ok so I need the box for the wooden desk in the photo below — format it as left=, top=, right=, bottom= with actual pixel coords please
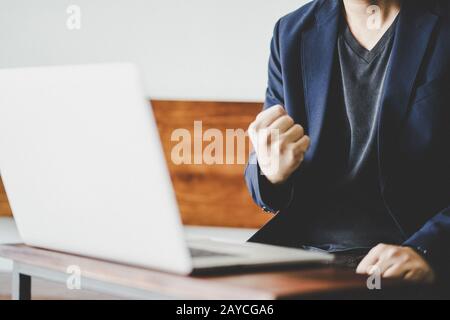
left=0, top=244, right=412, bottom=300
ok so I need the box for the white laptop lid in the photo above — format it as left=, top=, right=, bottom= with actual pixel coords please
left=0, top=63, right=192, bottom=274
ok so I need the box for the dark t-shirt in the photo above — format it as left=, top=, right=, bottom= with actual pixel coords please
left=303, top=18, right=404, bottom=252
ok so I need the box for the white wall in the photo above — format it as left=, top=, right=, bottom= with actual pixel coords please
left=0, top=0, right=309, bottom=102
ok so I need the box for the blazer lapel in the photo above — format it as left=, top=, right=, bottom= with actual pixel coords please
left=301, top=0, right=341, bottom=159
left=378, top=2, right=438, bottom=185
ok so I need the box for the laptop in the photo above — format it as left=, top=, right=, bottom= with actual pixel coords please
left=0, top=63, right=333, bottom=274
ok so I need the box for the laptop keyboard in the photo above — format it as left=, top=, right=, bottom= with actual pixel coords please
left=189, top=247, right=233, bottom=258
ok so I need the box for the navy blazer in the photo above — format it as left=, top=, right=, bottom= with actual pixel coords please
left=245, top=0, right=450, bottom=275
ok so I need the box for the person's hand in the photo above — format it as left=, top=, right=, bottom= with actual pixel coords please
left=248, top=105, right=310, bottom=185
left=356, top=244, right=435, bottom=283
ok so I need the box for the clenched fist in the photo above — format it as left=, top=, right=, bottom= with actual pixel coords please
left=248, top=105, right=310, bottom=185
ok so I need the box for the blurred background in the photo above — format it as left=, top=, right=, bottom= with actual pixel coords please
left=0, top=0, right=307, bottom=101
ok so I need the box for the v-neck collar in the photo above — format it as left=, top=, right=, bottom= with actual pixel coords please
left=341, top=16, right=398, bottom=64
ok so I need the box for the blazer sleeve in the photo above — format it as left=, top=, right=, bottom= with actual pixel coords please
left=404, top=207, right=450, bottom=281
left=404, top=76, right=450, bottom=281
left=264, top=19, right=284, bottom=109
left=244, top=20, right=294, bottom=213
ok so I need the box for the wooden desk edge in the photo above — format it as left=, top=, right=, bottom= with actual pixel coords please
left=0, top=244, right=390, bottom=300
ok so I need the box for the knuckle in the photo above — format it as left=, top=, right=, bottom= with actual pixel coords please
left=265, top=105, right=284, bottom=118
left=387, top=248, right=399, bottom=258
left=285, top=116, right=295, bottom=126
left=303, top=135, right=311, bottom=148
left=273, top=105, right=285, bottom=114
left=371, top=243, right=386, bottom=255
left=401, top=254, right=412, bottom=263
left=255, top=110, right=265, bottom=120
left=294, top=124, right=304, bottom=136
left=276, top=115, right=293, bottom=128
left=305, top=135, right=311, bottom=144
